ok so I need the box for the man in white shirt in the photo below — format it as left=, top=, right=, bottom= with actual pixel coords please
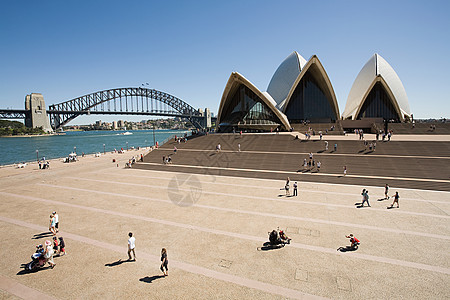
left=52, top=211, right=59, bottom=233
left=128, top=232, right=136, bottom=261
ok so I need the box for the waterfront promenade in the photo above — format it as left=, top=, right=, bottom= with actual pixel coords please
left=0, top=134, right=449, bottom=299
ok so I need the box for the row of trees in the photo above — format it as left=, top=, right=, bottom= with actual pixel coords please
left=0, top=120, right=46, bottom=136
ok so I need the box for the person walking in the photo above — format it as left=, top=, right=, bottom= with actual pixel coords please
left=343, top=166, right=347, bottom=176
left=127, top=232, right=136, bottom=261
left=49, top=214, right=56, bottom=235
left=285, top=177, right=290, bottom=196
left=361, top=190, right=371, bottom=207
left=44, top=240, right=56, bottom=269
left=334, top=143, right=337, bottom=152
left=52, top=211, right=59, bottom=233
left=293, top=182, right=298, bottom=196
left=325, top=141, right=328, bottom=151
left=390, top=192, right=400, bottom=208
left=160, top=248, right=168, bottom=276
left=384, top=184, right=390, bottom=200
left=317, top=161, right=321, bottom=172
left=58, top=237, right=66, bottom=256
left=238, top=143, right=241, bottom=152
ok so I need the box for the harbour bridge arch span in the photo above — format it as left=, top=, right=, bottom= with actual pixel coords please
left=48, top=87, right=203, bottom=130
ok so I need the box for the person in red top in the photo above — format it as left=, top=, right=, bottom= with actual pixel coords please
left=346, top=234, right=360, bottom=249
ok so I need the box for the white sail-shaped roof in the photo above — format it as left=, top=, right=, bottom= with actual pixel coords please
left=282, top=55, right=340, bottom=119
left=266, top=51, right=307, bottom=109
left=217, top=72, right=291, bottom=130
left=343, top=53, right=410, bottom=120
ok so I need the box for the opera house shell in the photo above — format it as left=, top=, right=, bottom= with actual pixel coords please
left=342, top=53, right=411, bottom=121
left=217, top=51, right=339, bottom=131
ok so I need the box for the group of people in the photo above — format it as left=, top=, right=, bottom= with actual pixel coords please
left=363, top=140, right=377, bottom=152
left=162, top=155, right=173, bottom=164
left=127, top=233, right=168, bottom=276
left=38, top=157, right=50, bottom=169
left=44, top=211, right=66, bottom=269
left=174, top=135, right=188, bottom=144
left=300, top=152, right=322, bottom=172
left=283, top=177, right=298, bottom=196
left=359, top=184, right=401, bottom=208
left=126, top=155, right=142, bottom=168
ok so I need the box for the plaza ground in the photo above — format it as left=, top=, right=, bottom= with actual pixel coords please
left=0, top=133, right=449, bottom=299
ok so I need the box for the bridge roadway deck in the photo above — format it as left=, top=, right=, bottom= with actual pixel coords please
left=135, top=133, right=450, bottom=192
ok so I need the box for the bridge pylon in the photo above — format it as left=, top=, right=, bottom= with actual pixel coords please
left=24, top=93, right=53, bottom=132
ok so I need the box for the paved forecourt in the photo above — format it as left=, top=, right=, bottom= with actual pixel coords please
left=0, top=150, right=449, bottom=299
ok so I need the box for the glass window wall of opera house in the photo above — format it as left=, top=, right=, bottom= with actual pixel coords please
left=216, top=52, right=411, bottom=132
left=284, top=72, right=337, bottom=123
left=218, top=84, right=283, bottom=132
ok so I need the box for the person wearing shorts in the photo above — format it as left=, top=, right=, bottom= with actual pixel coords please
left=53, top=211, right=59, bottom=232
left=49, top=215, right=56, bottom=235
left=384, top=184, right=390, bottom=200
left=58, top=237, right=66, bottom=256
left=127, top=232, right=136, bottom=261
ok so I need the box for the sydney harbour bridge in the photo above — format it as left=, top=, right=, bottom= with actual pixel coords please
left=0, top=87, right=214, bottom=130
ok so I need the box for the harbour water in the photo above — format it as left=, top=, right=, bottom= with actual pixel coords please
left=0, top=129, right=189, bottom=165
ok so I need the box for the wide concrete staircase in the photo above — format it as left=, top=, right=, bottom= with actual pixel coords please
left=134, top=133, right=450, bottom=191
left=291, top=123, right=344, bottom=135
left=388, top=122, right=450, bottom=134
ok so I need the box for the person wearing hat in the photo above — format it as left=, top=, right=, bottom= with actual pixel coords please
left=44, top=240, right=56, bottom=268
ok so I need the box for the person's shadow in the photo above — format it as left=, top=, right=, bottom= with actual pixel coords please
left=139, top=275, right=165, bottom=283
left=337, top=246, right=358, bottom=252
left=32, top=232, right=53, bottom=240
left=257, top=242, right=285, bottom=251
left=105, top=259, right=135, bottom=267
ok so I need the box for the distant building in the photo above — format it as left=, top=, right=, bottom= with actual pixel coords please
left=217, top=51, right=410, bottom=132
left=112, top=121, right=118, bottom=129
left=118, top=120, right=125, bottom=128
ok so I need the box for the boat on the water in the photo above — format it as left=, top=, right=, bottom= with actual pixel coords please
left=118, top=132, right=133, bottom=135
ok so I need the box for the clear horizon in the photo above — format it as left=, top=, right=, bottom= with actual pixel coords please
left=1, top=0, right=449, bottom=124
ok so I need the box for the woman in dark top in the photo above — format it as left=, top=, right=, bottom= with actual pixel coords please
left=160, top=248, right=168, bottom=276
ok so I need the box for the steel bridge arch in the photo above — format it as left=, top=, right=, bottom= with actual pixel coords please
left=48, top=87, right=202, bottom=130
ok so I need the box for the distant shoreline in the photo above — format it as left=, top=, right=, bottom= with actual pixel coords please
left=0, top=133, right=56, bottom=138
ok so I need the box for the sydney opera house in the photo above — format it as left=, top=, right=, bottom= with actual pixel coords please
left=217, top=52, right=411, bottom=132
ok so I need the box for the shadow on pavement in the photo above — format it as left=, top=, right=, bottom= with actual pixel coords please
left=105, top=259, right=135, bottom=267
left=32, top=232, right=53, bottom=240
left=139, top=275, right=165, bottom=283
left=257, top=242, right=285, bottom=251
left=337, top=246, right=358, bottom=252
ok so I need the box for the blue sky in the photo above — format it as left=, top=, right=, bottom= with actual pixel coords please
left=0, top=0, right=449, bottom=124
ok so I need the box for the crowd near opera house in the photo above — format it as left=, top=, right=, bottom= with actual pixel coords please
left=217, top=52, right=412, bottom=132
